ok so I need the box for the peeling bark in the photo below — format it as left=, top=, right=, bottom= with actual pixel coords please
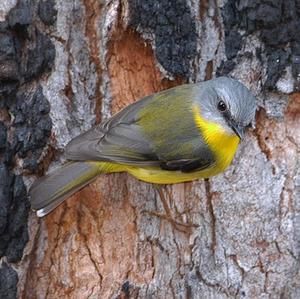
left=0, top=0, right=299, bottom=298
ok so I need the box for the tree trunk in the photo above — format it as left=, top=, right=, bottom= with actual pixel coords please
left=0, top=0, right=299, bottom=298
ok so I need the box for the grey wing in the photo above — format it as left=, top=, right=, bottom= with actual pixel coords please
left=65, top=95, right=160, bottom=165
left=65, top=89, right=215, bottom=171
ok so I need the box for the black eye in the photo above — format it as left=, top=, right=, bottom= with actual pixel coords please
left=246, top=122, right=253, bottom=129
left=217, top=100, right=227, bottom=112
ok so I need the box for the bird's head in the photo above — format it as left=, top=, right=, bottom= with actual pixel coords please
left=195, top=77, right=257, bottom=139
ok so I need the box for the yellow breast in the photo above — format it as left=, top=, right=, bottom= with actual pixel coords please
left=192, top=105, right=239, bottom=173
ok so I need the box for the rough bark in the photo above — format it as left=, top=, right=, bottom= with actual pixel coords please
left=0, top=0, right=299, bottom=298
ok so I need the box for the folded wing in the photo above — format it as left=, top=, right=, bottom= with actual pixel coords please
left=65, top=85, right=215, bottom=171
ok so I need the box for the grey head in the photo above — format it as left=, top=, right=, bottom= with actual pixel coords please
left=193, top=77, right=257, bottom=139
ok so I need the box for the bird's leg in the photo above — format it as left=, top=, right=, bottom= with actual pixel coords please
left=142, top=184, right=198, bottom=233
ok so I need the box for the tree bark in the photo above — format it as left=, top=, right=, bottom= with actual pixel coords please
left=0, top=0, right=299, bottom=298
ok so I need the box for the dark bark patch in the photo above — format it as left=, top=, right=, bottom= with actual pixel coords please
left=0, top=164, right=29, bottom=263
left=224, top=30, right=242, bottom=60
left=11, top=86, right=52, bottom=172
left=128, top=0, right=197, bottom=78
left=0, top=263, right=18, bottom=299
left=38, top=0, right=57, bottom=25
left=22, top=30, right=55, bottom=81
left=0, top=0, right=56, bottom=289
left=0, top=122, right=7, bottom=152
left=7, top=0, right=32, bottom=30
left=220, top=0, right=300, bottom=91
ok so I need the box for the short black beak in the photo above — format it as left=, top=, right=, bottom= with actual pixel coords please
left=230, top=122, right=245, bottom=140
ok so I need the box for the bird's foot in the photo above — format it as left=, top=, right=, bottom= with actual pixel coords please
left=142, top=185, right=199, bottom=234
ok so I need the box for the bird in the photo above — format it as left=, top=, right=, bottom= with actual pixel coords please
left=29, top=77, right=256, bottom=217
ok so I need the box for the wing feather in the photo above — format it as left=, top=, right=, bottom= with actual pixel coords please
left=65, top=85, right=215, bottom=171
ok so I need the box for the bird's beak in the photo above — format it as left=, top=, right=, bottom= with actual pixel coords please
left=230, top=121, right=245, bottom=140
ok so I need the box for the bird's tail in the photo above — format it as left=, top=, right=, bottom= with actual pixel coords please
left=29, top=161, right=104, bottom=217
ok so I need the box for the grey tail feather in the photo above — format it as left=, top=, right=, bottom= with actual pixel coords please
left=29, top=162, right=102, bottom=217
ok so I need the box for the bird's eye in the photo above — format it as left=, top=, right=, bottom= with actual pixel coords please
left=246, top=122, right=253, bottom=129
left=217, top=100, right=227, bottom=112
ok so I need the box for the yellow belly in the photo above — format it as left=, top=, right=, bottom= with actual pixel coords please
left=122, top=164, right=228, bottom=184
left=129, top=130, right=238, bottom=183
left=95, top=146, right=237, bottom=184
